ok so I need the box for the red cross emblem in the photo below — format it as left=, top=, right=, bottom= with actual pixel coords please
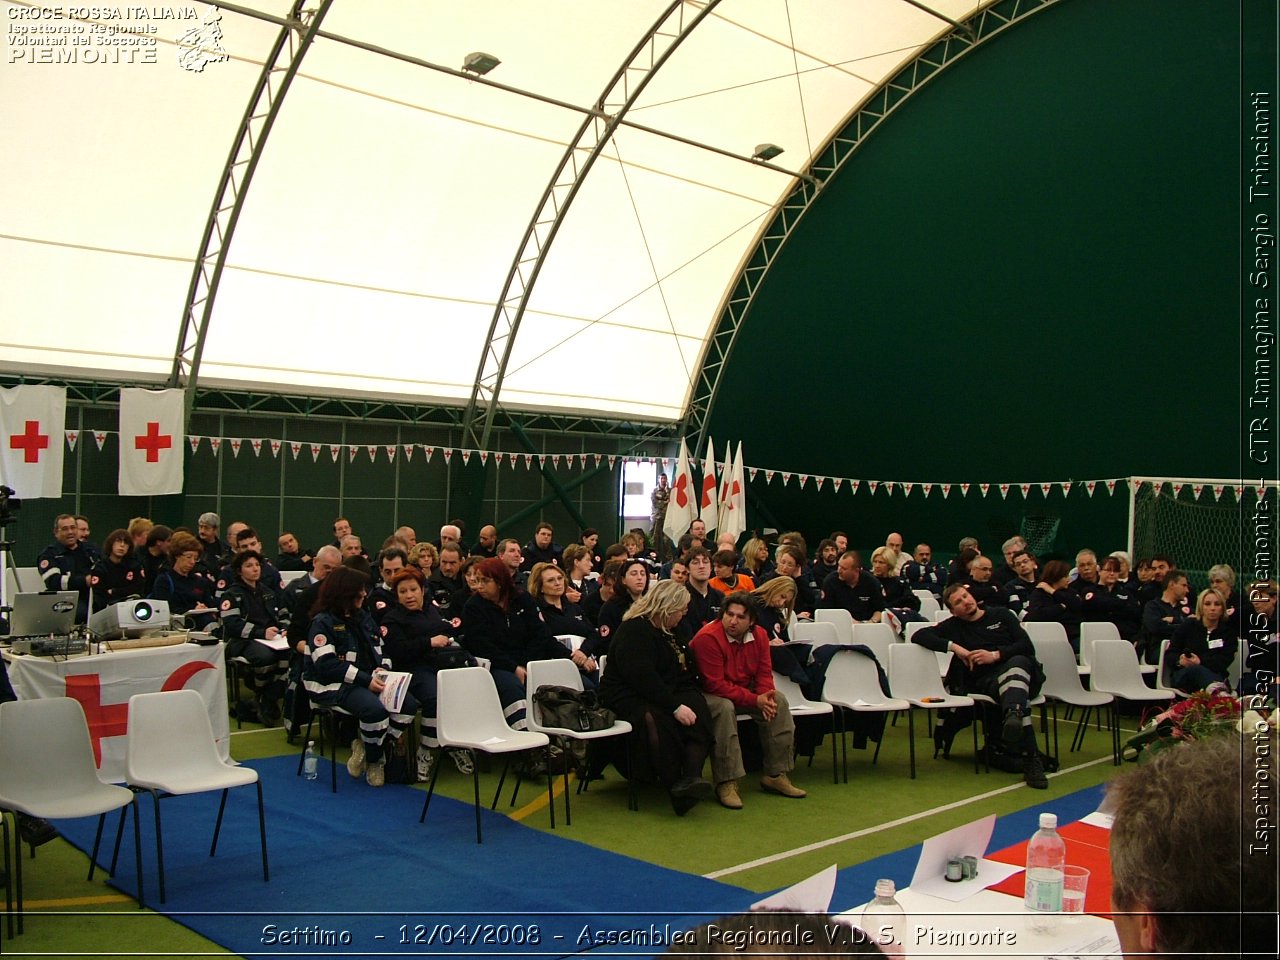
left=9, top=419, right=49, bottom=463
left=672, top=472, right=690, bottom=508
left=134, top=420, right=173, bottom=463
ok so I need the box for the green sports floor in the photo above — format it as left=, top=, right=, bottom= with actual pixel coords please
left=4, top=706, right=1130, bottom=959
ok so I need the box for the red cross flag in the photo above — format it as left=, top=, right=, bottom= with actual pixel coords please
left=698, top=437, right=719, bottom=536
left=663, top=437, right=697, bottom=548
left=1, top=385, right=66, bottom=498
left=118, top=388, right=183, bottom=495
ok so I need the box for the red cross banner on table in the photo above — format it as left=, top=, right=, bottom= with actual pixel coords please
left=0, top=384, right=66, bottom=499
left=5, top=641, right=229, bottom=782
left=118, top=388, right=183, bottom=495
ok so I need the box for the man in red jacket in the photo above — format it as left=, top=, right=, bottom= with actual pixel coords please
left=690, top=591, right=806, bottom=809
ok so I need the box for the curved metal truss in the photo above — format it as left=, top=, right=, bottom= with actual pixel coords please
left=680, top=0, right=1065, bottom=452
left=460, top=0, right=724, bottom=451
left=168, top=0, right=335, bottom=415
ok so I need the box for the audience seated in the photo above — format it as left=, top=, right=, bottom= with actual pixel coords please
left=598, top=557, right=651, bottom=650
left=709, top=550, right=755, bottom=595
left=1241, top=579, right=1278, bottom=698
left=1097, top=555, right=1142, bottom=640
left=1002, top=550, right=1039, bottom=617
left=195, top=511, right=230, bottom=576
left=740, top=536, right=773, bottom=584
left=819, top=550, right=884, bottom=623
left=679, top=547, right=725, bottom=641
left=367, top=548, right=407, bottom=624
left=409, top=541, right=438, bottom=579
left=869, top=546, right=924, bottom=633
left=901, top=541, right=946, bottom=599
left=220, top=549, right=291, bottom=725
left=150, top=531, right=218, bottom=630
left=1166, top=587, right=1237, bottom=693
left=527, top=561, right=601, bottom=681
left=1139, top=568, right=1191, bottom=664
left=521, top=522, right=560, bottom=571
left=992, top=535, right=1026, bottom=587
left=1023, top=560, right=1084, bottom=653
left=90, top=527, right=144, bottom=611
left=274, top=531, right=311, bottom=572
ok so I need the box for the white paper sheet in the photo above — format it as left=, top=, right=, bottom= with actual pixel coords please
left=750, top=865, right=837, bottom=913
left=254, top=634, right=290, bottom=651
left=377, top=670, right=413, bottom=713
left=908, top=814, right=1024, bottom=901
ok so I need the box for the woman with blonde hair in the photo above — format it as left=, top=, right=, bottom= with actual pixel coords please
left=409, top=541, right=439, bottom=578
left=600, top=580, right=714, bottom=815
left=750, top=576, right=809, bottom=684
left=1167, top=587, right=1237, bottom=693
left=740, top=537, right=773, bottom=582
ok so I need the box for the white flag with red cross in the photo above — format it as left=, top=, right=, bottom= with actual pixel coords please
left=0, top=384, right=66, bottom=499
left=118, top=388, right=183, bottom=496
left=698, top=437, right=719, bottom=535
left=663, top=438, right=698, bottom=547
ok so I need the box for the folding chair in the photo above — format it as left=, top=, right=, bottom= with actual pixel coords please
left=820, top=650, right=908, bottom=782
left=887, top=644, right=978, bottom=778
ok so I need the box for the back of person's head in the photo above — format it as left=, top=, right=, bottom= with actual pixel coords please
left=604, top=542, right=630, bottom=562
left=1038, top=559, right=1071, bottom=585
left=341, top=554, right=373, bottom=580
left=600, top=558, right=625, bottom=587
left=1107, top=732, right=1276, bottom=958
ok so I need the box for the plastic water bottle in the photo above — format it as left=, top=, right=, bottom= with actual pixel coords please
left=861, top=878, right=906, bottom=959
left=303, top=741, right=318, bottom=780
left=1025, top=812, right=1066, bottom=934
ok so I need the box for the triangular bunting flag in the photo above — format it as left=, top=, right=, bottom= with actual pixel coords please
left=921, top=482, right=932, bottom=498
left=781, top=472, right=792, bottom=486
left=961, top=483, right=971, bottom=497
left=347, top=445, right=358, bottom=462
left=552, top=454, right=562, bottom=468
left=461, top=450, right=471, bottom=465
left=329, top=444, right=340, bottom=462
left=748, top=468, right=758, bottom=482
left=290, top=441, right=302, bottom=459
left=403, top=444, right=415, bottom=462
left=593, top=453, right=602, bottom=467
left=188, top=435, right=200, bottom=454
left=523, top=453, right=533, bottom=469
left=941, top=483, right=951, bottom=498
left=814, top=476, right=825, bottom=491
left=425, top=446, right=435, bottom=462
left=209, top=437, right=222, bottom=455
left=1172, top=482, right=1184, bottom=497
left=93, top=431, right=108, bottom=451
left=1039, top=482, right=1051, bottom=498
left=1059, top=481, right=1070, bottom=496
left=1105, top=479, right=1116, bottom=495
left=1234, top=484, right=1245, bottom=501
left=536, top=454, right=545, bottom=467
left=1085, top=480, right=1096, bottom=497
left=309, top=443, right=320, bottom=461
left=66, top=430, right=79, bottom=451
left=442, top=448, right=453, bottom=464
left=868, top=480, right=879, bottom=495
left=230, top=438, right=242, bottom=457
left=902, top=482, right=914, bottom=497
left=796, top=474, right=807, bottom=488
left=1001, top=483, right=1012, bottom=499
left=607, top=455, right=616, bottom=469
left=660, top=458, right=670, bottom=470
left=1128, top=479, right=1140, bottom=495
left=1212, top=484, right=1225, bottom=501
left=849, top=480, right=859, bottom=494
left=765, top=470, right=775, bottom=484
left=385, top=445, right=395, bottom=462
left=1019, top=483, right=1031, bottom=498
left=832, top=477, right=843, bottom=492
left=479, top=450, right=489, bottom=465
left=884, top=481, right=894, bottom=496
left=250, top=439, right=263, bottom=457
left=269, top=440, right=281, bottom=458
left=1192, top=483, right=1204, bottom=499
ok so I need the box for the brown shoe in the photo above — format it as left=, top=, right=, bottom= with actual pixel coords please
left=716, top=781, right=743, bottom=809
left=761, top=773, right=806, bottom=798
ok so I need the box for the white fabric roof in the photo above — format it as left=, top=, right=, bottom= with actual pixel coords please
left=1, top=0, right=981, bottom=421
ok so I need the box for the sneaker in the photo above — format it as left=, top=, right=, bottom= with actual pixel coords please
left=18, top=815, right=58, bottom=847
left=346, top=737, right=366, bottom=778
left=449, top=748, right=475, bottom=775
left=416, top=746, right=437, bottom=782
left=760, top=773, right=807, bottom=798
left=716, top=781, right=743, bottom=810
left=1002, top=707, right=1025, bottom=747
left=365, top=760, right=385, bottom=788
left=1023, top=752, right=1049, bottom=790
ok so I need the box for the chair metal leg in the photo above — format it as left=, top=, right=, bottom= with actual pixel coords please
left=131, top=795, right=144, bottom=910
left=839, top=709, right=850, bottom=782
left=255, top=781, right=269, bottom=883
left=210, top=789, right=229, bottom=857
left=493, top=758, right=511, bottom=810
left=418, top=749, right=443, bottom=823
left=907, top=708, right=916, bottom=779
left=87, top=812, right=107, bottom=882
left=1111, top=702, right=1122, bottom=765
left=560, top=741, right=572, bottom=827
left=2, top=813, right=13, bottom=940
left=830, top=712, right=838, bottom=783
left=149, top=790, right=166, bottom=905
left=472, top=763, right=483, bottom=844
left=545, top=745, right=556, bottom=830
left=109, top=805, right=127, bottom=877
left=971, top=715, right=981, bottom=774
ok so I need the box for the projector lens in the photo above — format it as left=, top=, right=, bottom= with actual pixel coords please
left=133, top=601, right=153, bottom=622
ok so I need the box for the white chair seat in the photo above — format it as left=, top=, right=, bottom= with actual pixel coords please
left=821, top=650, right=909, bottom=781
left=888, top=643, right=980, bottom=777
left=1089, top=638, right=1175, bottom=765
left=127, top=765, right=258, bottom=796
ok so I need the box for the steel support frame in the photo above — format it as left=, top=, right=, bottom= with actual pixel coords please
left=460, top=0, right=724, bottom=452
left=167, top=0, right=336, bottom=420
left=680, top=0, right=1064, bottom=452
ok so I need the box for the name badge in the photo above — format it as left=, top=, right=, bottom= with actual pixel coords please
left=1208, top=638, right=1224, bottom=649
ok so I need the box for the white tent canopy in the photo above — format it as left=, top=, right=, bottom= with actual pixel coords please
left=2, top=0, right=984, bottom=422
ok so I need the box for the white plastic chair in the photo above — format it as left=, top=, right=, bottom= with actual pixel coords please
left=1089, top=639, right=1175, bottom=764
left=820, top=651, right=909, bottom=781
left=1030, top=631, right=1113, bottom=759
left=792, top=620, right=840, bottom=648
left=1154, top=638, right=1177, bottom=693
left=815, top=608, right=855, bottom=644
left=1081, top=621, right=1156, bottom=676
left=771, top=672, right=838, bottom=783
left=904, top=621, right=953, bottom=676
left=525, top=658, right=634, bottom=822
left=0, top=698, right=137, bottom=930
left=851, top=622, right=896, bottom=663
left=912, top=590, right=941, bottom=620
left=887, top=644, right=978, bottom=778
left=125, top=690, right=267, bottom=905
left=419, top=667, right=552, bottom=843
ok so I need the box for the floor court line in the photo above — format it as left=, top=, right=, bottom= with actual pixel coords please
left=704, top=754, right=1116, bottom=879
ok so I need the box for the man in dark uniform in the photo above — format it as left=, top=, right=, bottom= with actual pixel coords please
left=521, top=522, right=560, bottom=571
left=427, top=543, right=468, bottom=621
left=1003, top=550, right=1039, bottom=616
left=992, top=536, right=1027, bottom=587
left=134, top=524, right=172, bottom=595
left=195, top=511, right=229, bottom=576
left=275, top=531, right=311, bottom=572
left=36, top=513, right=95, bottom=622
left=902, top=542, right=947, bottom=599
left=367, top=548, right=407, bottom=624
left=473, top=524, right=498, bottom=558
left=911, top=585, right=1048, bottom=789
left=819, top=551, right=885, bottom=623
left=679, top=547, right=724, bottom=641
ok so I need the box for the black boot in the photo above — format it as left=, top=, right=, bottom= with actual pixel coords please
left=1023, top=751, right=1048, bottom=789
left=1001, top=706, right=1024, bottom=746
left=18, top=814, right=58, bottom=847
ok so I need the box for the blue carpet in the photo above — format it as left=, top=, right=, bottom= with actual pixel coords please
left=52, top=755, right=756, bottom=959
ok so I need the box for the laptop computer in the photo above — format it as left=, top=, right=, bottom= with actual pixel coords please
left=9, top=591, right=79, bottom=636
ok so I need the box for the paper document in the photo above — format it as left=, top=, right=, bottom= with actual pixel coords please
left=377, top=670, right=413, bottom=713
left=255, top=634, right=290, bottom=652
left=1080, top=810, right=1114, bottom=829
left=909, top=814, right=1023, bottom=901
left=751, top=865, right=837, bottom=913
left=1047, top=929, right=1122, bottom=959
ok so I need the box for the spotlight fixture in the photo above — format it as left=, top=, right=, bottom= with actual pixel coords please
left=752, top=143, right=784, bottom=162
left=462, top=51, right=501, bottom=76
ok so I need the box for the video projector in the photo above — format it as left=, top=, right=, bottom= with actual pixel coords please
left=89, top=599, right=171, bottom=639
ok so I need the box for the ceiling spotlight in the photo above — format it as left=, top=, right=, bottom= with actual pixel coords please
left=462, top=52, right=501, bottom=76
left=752, top=143, right=784, bottom=162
